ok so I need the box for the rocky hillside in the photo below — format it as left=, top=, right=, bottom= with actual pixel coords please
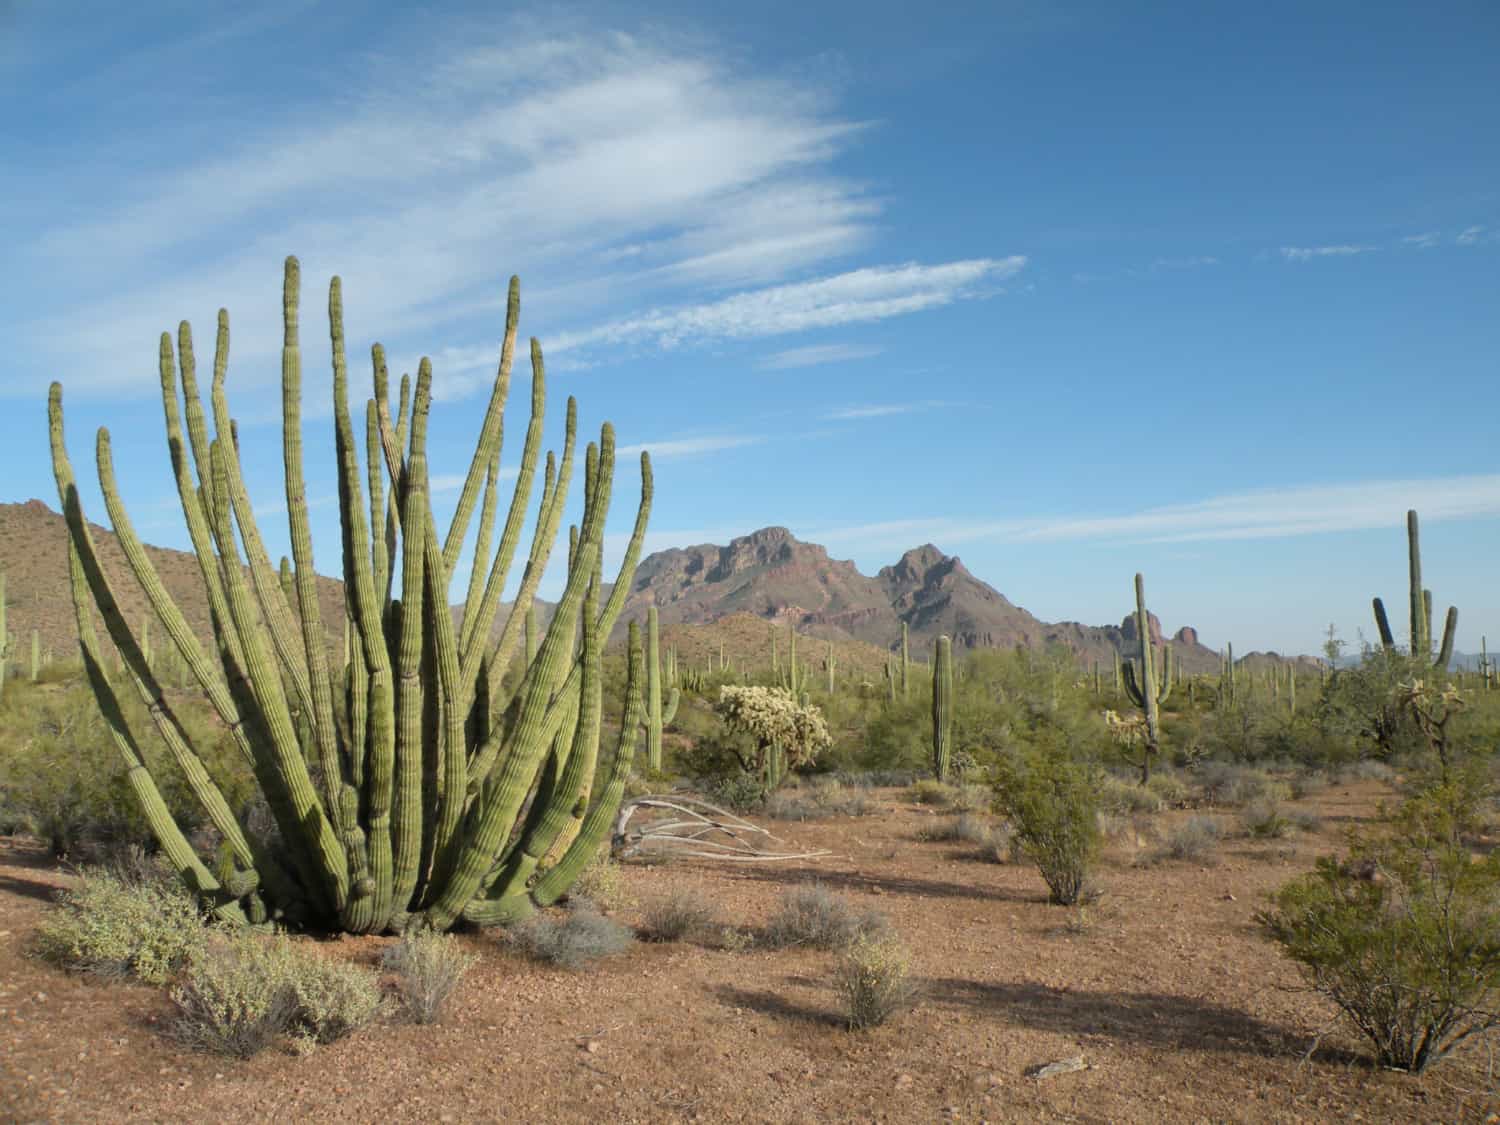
left=622, top=526, right=1225, bottom=673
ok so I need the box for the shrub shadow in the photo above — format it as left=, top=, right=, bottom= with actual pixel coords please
left=727, top=865, right=1041, bottom=905
left=0, top=871, right=64, bottom=904
left=713, top=983, right=843, bottom=1028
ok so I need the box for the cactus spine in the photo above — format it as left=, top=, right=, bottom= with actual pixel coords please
left=931, top=634, right=953, bottom=781
left=1372, top=510, right=1457, bottom=670
left=49, top=258, right=653, bottom=934
left=644, top=606, right=679, bottom=771
left=1121, top=573, right=1171, bottom=783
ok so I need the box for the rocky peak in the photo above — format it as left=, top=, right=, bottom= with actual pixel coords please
left=1120, top=610, right=1165, bottom=647
left=1173, top=626, right=1199, bottom=647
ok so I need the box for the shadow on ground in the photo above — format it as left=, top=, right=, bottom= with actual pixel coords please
left=724, top=864, right=1043, bottom=905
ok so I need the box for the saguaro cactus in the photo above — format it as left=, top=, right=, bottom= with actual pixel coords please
left=931, top=635, right=953, bottom=781
left=1372, top=510, right=1457, bottom=670
left=1121, top=573, right=1171, bottom=783
left=900, top=622, right=910, bottom=699
left=48, top=257, right=652, bottom=933
left=644, top=606, right=679, bottom=772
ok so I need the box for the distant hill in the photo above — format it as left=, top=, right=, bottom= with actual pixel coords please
left=1, top=502, right=1301, bottom=681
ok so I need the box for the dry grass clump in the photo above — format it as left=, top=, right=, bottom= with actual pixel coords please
left=834, top=934, right=919, bottom=1029
left=1337, top=760, right=1397, bottom=784
left=34, top=867, right=205, bottom=985
left=908, top=779, right=960, bottom=806
left=1197, top=763, right=1292, bottom=808
left=171, top=932, right=384, bottom=1057
left=762, top=884, right=888, bottom=950
left=1240, top=801, right=1294, bottom=838
left=1100, top=774, right=1164, bottom=815
left=569, top=849, right=631, bottom=910
left=509, top=904, right=635, bottom=969
left=640, top=888, right=721, bottom=942
left=762, top=781, right=873, bottom=821
left=381, top=931, right=478, bottom=1025
left=1145, top=771, right=1191, bottom=808
left=1151, top=816, right=1226, bottom=864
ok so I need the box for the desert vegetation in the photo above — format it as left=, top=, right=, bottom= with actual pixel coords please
left=2, top=263, right=1498, bottom=1121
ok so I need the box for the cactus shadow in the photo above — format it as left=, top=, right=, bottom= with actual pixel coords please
left=0, top=871, right=62, bottom=904
left=727, top=865, right=1042, bottom=905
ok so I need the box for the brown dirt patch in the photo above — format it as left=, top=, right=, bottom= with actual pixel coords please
left=2, top=780, right=1496, bottom=1123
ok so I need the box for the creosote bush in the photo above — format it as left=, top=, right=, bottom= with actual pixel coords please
left=34, top=867, right=206, bottom=984
left=762, top=884, right=888, bottom=950
left=509, top=903, right=634, bottom=969
left=381, top=930, right=478, bottom=1025
left=835, top=934, right=919, bottom=1030
left=1259, top=780, right=1500, bottom=1074
left=992, top=751, right=1102, bottom=906
left=171, top=932, right=383, bottom=1057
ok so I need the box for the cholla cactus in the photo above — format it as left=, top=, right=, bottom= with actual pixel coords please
left=1398, top=678, right=1465, bottom=776
left=713, top=684, right=830, bottom=793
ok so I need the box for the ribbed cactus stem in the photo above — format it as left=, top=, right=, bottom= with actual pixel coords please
left=30, top=629, right=40, bottom=682
left=645, top=606, right=677, bottom=771
left=900, top=622, right=910, bottom=699
left=1119, top=573, right=1170, bottom=783
left=1373, top=510, right=1457, bottom=671
left=931, top=635, right=953, bottom=782
left=826, top=639, right=835, bottom=694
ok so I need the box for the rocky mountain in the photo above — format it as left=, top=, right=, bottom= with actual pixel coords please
left=622, top=526, right=1225, bottom=673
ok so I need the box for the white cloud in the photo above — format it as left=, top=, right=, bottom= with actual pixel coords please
left=615, top=434, right=764, bottom=459
left=1457, top=225, right=1487, bottom=246
left=1152, top=256, right=1218, bottom=269
left=548, top=257, right=1023, bottom=356
left=1402, top=232, right=1440, bottom=249
left=803, top=475, right=1500, bottom=551
left=823, top=403, right=923, bottom=420
left=758, top=343, right=884, bottom=370
left=1279, top=245, right=1376, bottom=262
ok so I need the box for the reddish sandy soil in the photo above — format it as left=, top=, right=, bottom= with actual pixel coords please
left=2, top=780, right=1497, bottom=1124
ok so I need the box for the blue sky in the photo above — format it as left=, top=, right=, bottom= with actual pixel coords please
left=2, top=0, right=1497, bottom=657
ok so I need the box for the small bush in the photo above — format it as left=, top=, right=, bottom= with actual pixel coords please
left=1197, top=763, right=1289, bottom=808
left=34, top=868, right=205, bottom=985
left=1101, top=775, right=1163, bottom=815
left=382, top=931, right=477, bottom=1025
left=834, top=934, right=919, bottom=1030
left=569, top=849, right=631, bottom=911
left=1156, top=816, right=1226, bottom=863
left=1287, top=772, right=1328, bottom=801
left=510, top=904, right=634, bottom=969
left=171, top=933, right=383, bottom=1057
left=950, top=784, right=992, bottom=813
left=1259, top=780, right=1500, bottom=1073
left=705, top=771, right=766, bottom=812
left=1337, top=760, right=1397, bottom=784
left=762, top=884, right=887, bottom=950
left=1145, top=771, right=1191, bottom=808
left=641, top=888, right=720, bottom=942
left=908, top=779, right=959, bottom=806
left=993, top=752, right=1102, bottom=906
left=1240, top=801, right=1292, bottom=839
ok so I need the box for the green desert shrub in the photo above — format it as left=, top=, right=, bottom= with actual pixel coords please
left=1100, top=774, right=1164, bottom=815
left=834, top=933, right=919, bottom=1030
left=171, top=932, right=383, bottom=1057
left=1145, top=770, right=1191, bottom=808
left=1240, top=801, right=1293, bottom=839
left=907, top=779, right=960, bottom=806
left=992, top=750, right=1102, bottom=906
left=762, top=884, right=887, bottom=950
left=640, top=888, right=720, bottom=942
left=381, top=931, right=478, bottom=1025
left=34, top=867, right=206, bottom=984
left=1259, top=780, right=1500, bottom=1073
left=569, top=849, right=631, bottom=911
left=510, top=904, right=634, bottom=969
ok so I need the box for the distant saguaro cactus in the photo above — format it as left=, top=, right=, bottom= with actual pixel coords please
left=1372, top=510, right=1457, bottom=670
left=1121, top=573, right=1171, bottom=783
left=931, top=635, right=954, bottom=781
left=48, top=257, right=652, bottom=933
left=644, top=606, right=679, bottom=772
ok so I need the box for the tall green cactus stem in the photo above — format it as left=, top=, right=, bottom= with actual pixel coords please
left=50, top=257, right=651, bottom=935
left=931, top=635, right=953, bottom=781
left=825, top=639, right=836, bottom=694
left=0, top=569, right=7, bottom=699
left=900, top=622, right=910, bottom=700
left=1120, top=573, right=1172, bottom=784
left=30, top=629, right=40, bottom=682
left=644, top=606, right=679, bottom=771
left=1371, top=510, right=1458, bottom=671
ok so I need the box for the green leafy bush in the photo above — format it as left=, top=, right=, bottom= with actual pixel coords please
left=1259, top=781, right=1500, bottom=1073
left=992, top=750, right=1102, bottom=906
left=382, top=930, right=478, bottom=1025
left=34, top=867, right=205, bottom=984
left=171, top=932, right=383, bottom=1056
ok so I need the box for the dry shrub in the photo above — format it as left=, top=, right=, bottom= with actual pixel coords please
left=382, top=930, right=478, bottom=1025
left=641, top=888, right=720, bottom=942
left=1153, top=816, right=1225, bottom=864
left=762, top=884, right=887, bottom=950
left=510, top=904, right=634, bottom=969
left=570, top=849, right=631, bottom=910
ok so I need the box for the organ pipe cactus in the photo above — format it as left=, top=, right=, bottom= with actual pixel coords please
left=900, top=622, right=910, bottom=699
left=1120, top=573, right=1171, bottom=783
left=931, top=635, right=953, bottom=781
left=1372, top=510, right=1458, bottom=670
left=48, top=257, right=652, bottom=934
left=644, top=606, right=679, bottom=772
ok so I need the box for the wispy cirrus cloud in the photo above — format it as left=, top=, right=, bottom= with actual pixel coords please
left=801, top=474, right=1500, bottom=552
left=548, top=257, right=1023, bottom=357
left=1456, top=225, right=1488, bottom=246
left=615, top=434, right=765, bottom=459
left=1402, top=232, right=1441, bottom=249
left=1279, top=244, right=1376, bottom=262
left=822, top=402, right=935, bottom=421
left=757, top=342, right=884, bottom=370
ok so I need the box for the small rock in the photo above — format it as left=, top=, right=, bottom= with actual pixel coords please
left=895, top=1074, right=914, bottom=1089
left=1026, top=1055, right=1087, bottom=1080
left=582, top=1039, right=601, bottom=1054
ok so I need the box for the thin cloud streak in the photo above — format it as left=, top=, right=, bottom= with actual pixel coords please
left=758, top=342, right=883, bottom=370
left=1280, top=245, right=1376, bottom=262
left=615, top=434, right=765, bottom=459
